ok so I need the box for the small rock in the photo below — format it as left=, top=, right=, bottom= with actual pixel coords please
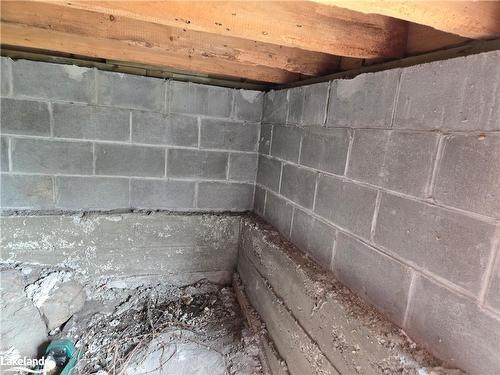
left=0, top=269, right=47, bottom=369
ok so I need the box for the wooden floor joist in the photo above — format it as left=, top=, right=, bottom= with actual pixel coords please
left=49, top=0, right=408, bottom=58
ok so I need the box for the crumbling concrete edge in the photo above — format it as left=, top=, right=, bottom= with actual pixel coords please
left=233, top=273, right=289, bottom=375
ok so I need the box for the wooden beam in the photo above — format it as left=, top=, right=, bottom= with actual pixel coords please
left=406, top=24, right=470, bottom=55
left=1, top=1, right=343, bottom=81
left=1, top=22, right=305, bottom=83
left=319, top=1, right=500, bottom=39
left=51, top=0, right=408, bottom=58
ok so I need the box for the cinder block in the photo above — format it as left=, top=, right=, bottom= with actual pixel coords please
left=374, top=193, right=496, bottom=295
left=233, top=90, right=263, bottom=122
left=258, top=123, right=272, bottom=155
left=1, top=174, right=53, bottom=209
left=1, top=137, right=8, bottom=171
left=270, top=125, right=302, bottom=162
left=286, top=87, right=304, bottom=125
left=434, top=133, right=500, bottom=218
left=1, top=98, right=50, bottom=136
left=262, top=90, right=287, bottom=124
left=200, top=119, right=259, bottom=151
left=300, top=128, right=350, bottom=174
left=132, top=111, right=198, bottom=147
left=131, top=179, right=195, bottom=209
left=11, top=138, right=93, bottom=174
left=486, top=248, right=500, bottom=312
left=253, top=185, right=266, bottom=215
left=327, top=69, right=400, bottom=128
left=256, top=156, right=281, bottom=192
left=12, top=60, right=95, bottom=103
left=263, top=192, right=293, bottom=237
left=347, top=130, right=438, bottom=197
left=95, top=143, right=165, bottom=177
left=197, top=182, right=253, bottom=210
left=167, top=148, right=227, bottom=179
left=97, top=71, right=165, bottom=112
left=56, top=176, right=129, bottom=210
left=332, top=232, right=412, bottom=325
left=394, top=50, right=500, bottom=131
left=315, top=174, right=377, bottom=239
left=170, top=81, right=232, bottom=117
left=53, top=102, right=130, bottom=141
left=405, top=275, right=500, bottom=375
left=280, top=163, right=316, bottom=209
left=290, top=208, right=335, bottom=267
left=228, top=153, right=258, bottom=181
left=302, top=82, right=329, bottom=126
left=1, top=58, right=12, bottom=96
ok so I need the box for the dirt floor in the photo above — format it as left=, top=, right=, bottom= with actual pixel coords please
left=0, top=264, right=263, bottom=375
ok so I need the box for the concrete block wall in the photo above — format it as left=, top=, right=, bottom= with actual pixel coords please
left=255, top=50, right=500, bottom=375
left=0, top=58, right=262, bottom=212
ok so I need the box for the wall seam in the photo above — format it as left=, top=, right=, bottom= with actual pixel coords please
left=389, top=69, right=403, bottom=129
left=427, top=133, right=446, bottom=199
left=370, top=190, right=382, bottom=242
left=343, top=128, right=354, bottom=176
left=478, top=224, right=500, bottom=306
left=402, top=270, right=418, bottom=328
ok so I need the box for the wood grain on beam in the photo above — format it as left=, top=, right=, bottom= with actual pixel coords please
left=406, top=24, right=470, bottom=55
left=1, top=1, right=343, bottom=81
left=52, top=0, right=408, bottom=58
left=1, top=22, right=305, bottom=83
left=320, top=1, right=500, bottom=39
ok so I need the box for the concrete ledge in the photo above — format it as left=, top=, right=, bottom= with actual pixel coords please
left=237, top=215, right=463, bottom=375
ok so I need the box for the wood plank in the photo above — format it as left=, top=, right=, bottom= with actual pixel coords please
left=52, top=0, right=408, bottom=58
left=0, top=22, right=303, bottom=83
left=320, top=1, right=500, bottom=39
left=406, top=23, right=470, bottom=55
left=1, top=1, right=341, bottom=78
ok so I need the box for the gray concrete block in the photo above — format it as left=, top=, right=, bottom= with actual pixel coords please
left=132, top=111, right=198, bottom=147
left=374, top=193, right=496, bottom=295
left=290, top=208, right=335, bottom=267
left=434, top=133, right=500, bottom=218
left=406, top=275, right=500, bottom=375
left=327, top=69, right=400, bottom=128
left=286, top=87, right=304, bottom=125
left=11, top=138, right=93, bottom=174
left=1, top=98, right=50, bottom=136
left=170, top=81, right=232, bottom=117
left=197, top=182, right=253, bottom=210
left=233, top=90, right=263, bottom=122
left=256, top=156, right=281, bottom=192
left=95, top=143, right=165, bottom=177
left=53, top=102, right=130, bottom=141
left=332, top=233, right=412, bottom=326
left=280, top=164, right=316, bottom=209
left=131, top=179, right=195, bottom=209
left=55, top=176, right=129, bottom=210
left=228, top=153, right=258, bottom=181
left=270, top=125, right=302, bottom=162
left=200, top=119, right=259, bottom=151
left=1, top=58, right=12, bottom=96
left=253, top=185, right=266, bottom=215
left=12, top=60, right=95, bottom=103
left=347, top=130, right=438, bottom=197
left=263, top=192, right=293, bottom=237
left=263, top=90, right=287, bottom=124
left=394, top=51, right=500, bottom=131
left=315, top=175, right=377, bottom=239
left=97, top=71, right=165, bottom=112
left=258, top=124, right=272, bottom=155
left=238, top=254, right=339, bottom=375
left=167, top=149, right=227, bottom=179
left=486, top=247, right=500, bottom=312
left=302, top=82, right=329, bottom=126
left=300, top=128, right=350, bottom=174
left=1, top=174, right=53, bottom=209
left=1, top=137, right=8, bottom=171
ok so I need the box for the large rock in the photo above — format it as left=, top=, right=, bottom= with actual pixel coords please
left=25, top=272, right=86, bottom=330
left=0, top=269, right=47, bottom=368
left=126, top=330, right=225, bottom=375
